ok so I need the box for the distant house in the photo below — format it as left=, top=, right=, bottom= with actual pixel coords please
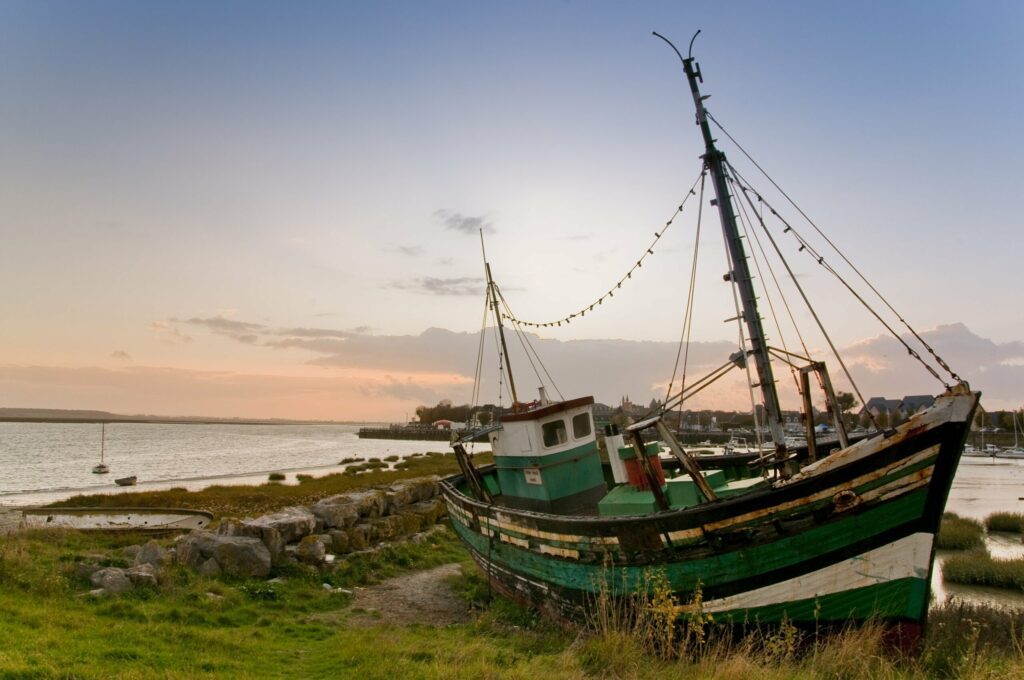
left=862, top=397, right=902, bottom=416
left=899, top=395, right=935, bottom=415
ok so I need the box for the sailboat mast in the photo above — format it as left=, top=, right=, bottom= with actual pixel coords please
left=676, top=42, right=787, bottom=452
left=480, top=233, right=519, bottom=408
left=101, top=422, right=105, bottom=463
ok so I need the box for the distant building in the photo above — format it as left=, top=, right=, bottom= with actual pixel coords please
left=861, top=397, right=902, bottom=416
left=899, top=395, right=935, bottom=415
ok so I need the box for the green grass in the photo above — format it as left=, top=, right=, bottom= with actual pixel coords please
left=936, top=513, right=985, bottom=550
left=48, top=451, right=489, bottom=519
left=942, top=549, right=1024, bottom=591
left=6, top=467, right=1022, bottom=678
left=986, top=511, right=1024, bottom=533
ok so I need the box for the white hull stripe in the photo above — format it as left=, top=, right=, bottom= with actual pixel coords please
left=701, top=532, right=934, bottom=613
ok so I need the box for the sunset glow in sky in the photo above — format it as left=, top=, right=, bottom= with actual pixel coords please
left=2, top=1, right=1022, bottom=420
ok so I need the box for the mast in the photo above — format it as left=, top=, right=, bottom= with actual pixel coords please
left=480, top=232, right=519, bottom=408
left=101, top=422, right=105, bottom=463
left=659, top=33, right=787, bottom=452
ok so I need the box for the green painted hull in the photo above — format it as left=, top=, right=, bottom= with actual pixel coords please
left=442, top=392, right=977, bottom=630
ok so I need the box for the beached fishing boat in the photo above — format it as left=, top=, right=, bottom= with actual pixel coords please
left=440, top=34, right=978, bottom=644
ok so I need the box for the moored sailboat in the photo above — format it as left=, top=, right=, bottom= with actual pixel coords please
left=440, top=34, right=978, bottom=644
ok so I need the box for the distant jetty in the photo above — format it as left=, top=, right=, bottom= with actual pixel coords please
left=358, top=425, right=487, bottom=442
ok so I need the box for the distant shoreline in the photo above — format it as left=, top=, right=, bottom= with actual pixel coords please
left=0, top=408, right=378, bottom=426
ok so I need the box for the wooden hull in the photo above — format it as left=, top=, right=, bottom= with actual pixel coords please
left=441, top=390, right=977, bottom=631
left=17, top=506, right=212, bottom=532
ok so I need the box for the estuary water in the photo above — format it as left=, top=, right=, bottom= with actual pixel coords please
left=0, top=422, right=464, bottom=506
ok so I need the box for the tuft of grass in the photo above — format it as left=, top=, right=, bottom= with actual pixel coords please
left=937, top=513, right=985, bottom=550
left=943, top=549, right=1024, bottom=591
left=986, top=511, right=1024, bottom=533
left=338, top=456, right=365, bottom=465
left=267, top=472, right=285, bottom=482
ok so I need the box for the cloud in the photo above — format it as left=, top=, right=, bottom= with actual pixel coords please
left=155, top=313, right=1024, bottom=414
left=150, top=322, right=192, bottom=344
left=434, top=209, right=494, bottom=235
left=110, top=350, right=131, bottom=361
left=390, top=245, right=423, bottom=257
left=390, top=277, right=485, bottom=296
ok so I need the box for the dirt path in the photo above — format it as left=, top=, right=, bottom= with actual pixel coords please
left=345, top=562, right=472, bottom=627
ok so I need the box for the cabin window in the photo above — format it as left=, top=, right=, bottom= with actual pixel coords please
left=542, top=419, right=568, bottom=447
left=572, top=413, right=592, bottom=439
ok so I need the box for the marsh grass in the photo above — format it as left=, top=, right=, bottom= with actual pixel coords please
left=942, top=549, right=1024, bottom=591
left=49, top=451, right=490, bottom=519
left=985, top=511, right=1024, bottom=533
left=937, top=512, right=985, bottom=550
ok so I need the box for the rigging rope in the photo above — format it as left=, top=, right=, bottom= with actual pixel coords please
left=499, top=169, right=706, bottom=328
left=723, top=168, right=875, bottom=422
left=495, top=285, right=565, bottom=402
left=708, top=111, right=962, bottom=386
left=665, top=167, right=708, bottom=403
left=726, top=161, right=951, bottom=390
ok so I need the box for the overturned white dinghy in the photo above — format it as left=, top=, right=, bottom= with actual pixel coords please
left=16, top=506, right=212, bottom=532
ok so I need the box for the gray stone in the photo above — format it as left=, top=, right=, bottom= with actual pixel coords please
left=310, top=497, right=360, bottom=529
left=135, top=540, right=170, bottom=569
left=176, top=530, right=272, bottom=578
left=295, top=535, right=326, bottom=564
left=121, top=544, right=143, bottom=560
left=197, top=557, right=222, bottom=577
left=347, top=524, right=368, bottom=551
left=245, top=506, right=317, bottom=544
left=217, top=518, right=286, bottom=565
left=343, top=491, right=387, bottom=519
left=369, top=514, right=405, bottom=541
left=328, top=529, right=350, bottom=554
left=74, top=562, right=101, bottom=580
left=124, top=563, right=159, bottom=588
left=90, top=567, right=132, bottom=595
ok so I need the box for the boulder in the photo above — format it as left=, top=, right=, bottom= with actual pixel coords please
left=176, top=531, right=272, bottom=578
left=217, top=519, right=286, bottom=565
left=369, top=514, right=405, bottom=541
left=124, top=564, right=159, bottom=588
left=121, top=544, right=143, bottom=561
left=295, top=535, right=326, bottom=564
left=405, top=498, right=446, bottom=526
left=74, top=562, right=101, bottom=580
left=328, top=529, right=350, bottom=554
left=197, top=557, right=222, bottom=577
left=245, top=507, right=317, bottom=544
left=342, top=491, right=387, bottom=519
left=347, top=524, right=369, bottom=551
left=310, top=497, right=360, bottom=530
left=90, top=567, right=132, bottom=595
left=135, top=540, right=170, bottom=569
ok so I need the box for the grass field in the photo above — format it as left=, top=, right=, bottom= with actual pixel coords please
left=0, top=459, right=1018, bottom=678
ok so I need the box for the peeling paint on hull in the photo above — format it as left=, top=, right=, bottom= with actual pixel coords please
left=442, top=392, right=977, bottom=628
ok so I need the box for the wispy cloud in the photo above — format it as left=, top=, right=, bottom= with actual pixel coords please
left=150, top=321, right=192, bottom=344
left=390, top=277, right=485, bottom=296
left=434, top=209, right=494, bottom=235
left=110, top=350, right=132, bottom=361
left=390, top=245, right=423, bottom=256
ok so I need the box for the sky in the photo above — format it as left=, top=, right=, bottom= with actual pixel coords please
left=1, top=1, right=1022, bottom=420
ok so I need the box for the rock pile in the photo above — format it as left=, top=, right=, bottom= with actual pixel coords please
left=78, top=539, right=171, bottom=596
left=73, top=475, right=448, bottom=594
left=178, top=476, right=446, bottom=576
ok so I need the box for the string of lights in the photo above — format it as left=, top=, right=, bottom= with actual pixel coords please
left=499, top=167, right=707, bottom=329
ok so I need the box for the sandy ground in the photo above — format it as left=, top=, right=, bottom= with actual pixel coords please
left=343, top=563, right=473, bottom=627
